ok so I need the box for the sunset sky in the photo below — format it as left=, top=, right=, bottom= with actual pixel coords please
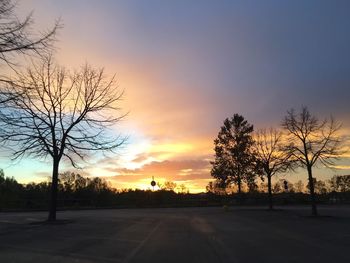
left=0, top=0, right=349, bottom=192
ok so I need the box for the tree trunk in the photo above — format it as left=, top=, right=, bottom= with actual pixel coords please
left=237, top=176, right=242, bottom=205
left=307, top=165, right=318, bottom=216
left=237, top=177, right=241, bottom=194
left=267, top=174, right=273, bottom=210
left=48, top=158, right=60, bottom=221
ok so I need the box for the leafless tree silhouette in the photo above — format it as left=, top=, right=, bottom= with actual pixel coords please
left=254, top=128, right=293, bottom=210
left=0, top=0, right=60, bottom=66
left=0, top=56, right=126, bottom=221
left=282, top=107, right=342, bottom=216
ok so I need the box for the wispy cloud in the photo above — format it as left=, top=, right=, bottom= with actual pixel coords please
left=328, top=165, right=350, bottom=170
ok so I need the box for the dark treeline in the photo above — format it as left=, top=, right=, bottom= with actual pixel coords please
left=206, top=175, right=350, bottom=204
left=1, top=170, right=350, bottom=211
left=0, top=170, right=203, bottom=210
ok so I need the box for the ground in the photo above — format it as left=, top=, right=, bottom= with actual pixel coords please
left=0, top=206, right=349, bottom=263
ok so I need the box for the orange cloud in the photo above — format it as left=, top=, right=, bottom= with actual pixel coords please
left=106, top=158, right=211, bottom=193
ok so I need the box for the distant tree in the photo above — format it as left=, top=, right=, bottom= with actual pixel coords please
left=162, top=181, right=177, bottom=192
left=271, top=179, right=293, bottom=194
left=285, top=180, right=295, bottom=193
left=294, top=180, right=305, bottom=193
left=282, top=107, right=343, bottom=216
left=272, top=180, right=282, bottom=194
left=328, top=175, right=350, bottom=192
left=74, top=173, right=88, bottom=191
left=211, top=114, right=257, bottom=199
left=254, top=128, right=292, bottom=209
left=23, top=181, right=50, bottom=208
left=0, top=56, right=126, bottom=221
left=315, top=180, right=327, bottom=194
left=89, top=177, right=109, bottom=192
left=206, top=180, right=227, bottom=195
left=0, top=0, right=60, bottom=66
left=258, top=181, right=268, bottom=193
left=156, top=182, right=163, bottom=190
left=0, top=169, right=23, bottom=208
left=59, top=171, right=76, bottom=193
left=177, top=183, right=188, bottom=194
left=246, top=179, right=258, bottom=192
left=307, top=178, right=328, bottom=195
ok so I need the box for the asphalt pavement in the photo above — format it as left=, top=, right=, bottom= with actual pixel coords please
left=0, top=206, right=349, bottom=263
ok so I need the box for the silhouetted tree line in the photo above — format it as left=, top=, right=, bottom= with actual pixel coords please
left=0, top=170, right=117, bottom=210
left=206, top=175, right=350, bottom=204
left=1, top=169, right=350, bottom=211
left=207, top=175, right=350, bottom=195
left=0, top=170, right=203, bottom=210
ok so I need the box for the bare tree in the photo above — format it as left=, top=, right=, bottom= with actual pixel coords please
left=0, top=56, right=126, bottom=221
left=162, top=181, right=177, bottom=192
left=206, top=180, right=227, bottom=195
left=176, top=183, right=188, bottom=194
left=329, top=175, right=350, bottom=193
left=254, top=128, right=292, bottom=210
left=282, top=107, right=342, bottom=216
left=294, top=180, right=304, bottom=193
left=0, top=0, right=60, bottom=65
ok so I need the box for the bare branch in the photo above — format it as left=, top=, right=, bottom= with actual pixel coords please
left=0, top=0, right=62, bottom=66
left=282, top=106, right=343, bottom=170
left=253, top=128, right=294, bottom=178
left=0, top=55, right=126, bottom=166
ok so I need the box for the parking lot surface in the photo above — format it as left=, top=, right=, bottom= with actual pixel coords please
left=0, top=206, right=349, bottom=262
